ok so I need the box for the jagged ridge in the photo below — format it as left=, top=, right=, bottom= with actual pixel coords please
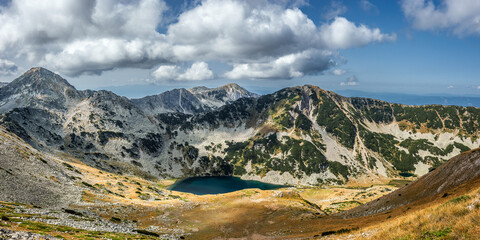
left=132, top=83, right=259, bottom=115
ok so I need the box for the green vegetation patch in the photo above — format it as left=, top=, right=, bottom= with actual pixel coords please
left=328, top=161, right=350, bottom=180
left=420, top=227, right=452, bottom=239
left=349, top=98, right=394, bottom=124
left=392, top=105, right=444, bottom=129
left=19, top=221, right=55, bottom=232
left=315, top=96, right=356, bottom=149
left=446, top=195, right=471, bottom=204
left=399, top=138, right=454, bottom=157
left=273, top=113, right=293, bottom=130
left=359, top=126, right=417, bottom=171
left=224, top=135, right=331, bottom=178
left=294, top=113, right=312, bottom=131
left=454, top=142, right=470, bottom=153
left=388, top=179, right=411, bottom=188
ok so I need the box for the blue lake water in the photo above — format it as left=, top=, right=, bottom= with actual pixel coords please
left=168, top=176, right=286, bottom=195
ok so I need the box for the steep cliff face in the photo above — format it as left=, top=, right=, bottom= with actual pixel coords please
left=0, top=68, right=479, bottom=185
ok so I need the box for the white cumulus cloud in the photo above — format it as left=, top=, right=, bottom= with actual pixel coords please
left=332, top=69, right=347, bottom=76
left=151, top=65, right=180, bottom=81
left=341, top=76, right=359, bottom=86
left=224, top=50, right=333, bottom=79
left=152, top=62, right=213, bottom=81
left=0, top=0, right=169, bottom=76
left=401, top=0, right=480, bottom=36
left=178, top=62, right=214, bottom=81
left=167, top=0, right=322, bottom=62
left=319, top=17, right=396, bottom=49
left=44, top=38, right=172, bottom=76
left=0, top=59, right=18, bottom=76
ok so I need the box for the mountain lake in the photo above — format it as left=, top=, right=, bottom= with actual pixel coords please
left=168, top=176, right=287, bottom=195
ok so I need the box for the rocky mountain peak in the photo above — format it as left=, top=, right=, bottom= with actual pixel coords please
left=188, top=86, right=209, bottom=94
left=0, top=67, right=80, bottom=113
left=20, top=67, right=73, bottom=84
left=189, top=83, right=258, bottom=97
left=217, top=83, right=243, bottom=91
left=16, top=67, right=74, bottom=88
left=186, top=83, right=259, bottom=109
left=24, top=67, right=46, bottom=75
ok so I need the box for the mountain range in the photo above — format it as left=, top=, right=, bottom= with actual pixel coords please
left=131, top=83, right=259, bottom=115
left=0, top=67, right=479, bottom=186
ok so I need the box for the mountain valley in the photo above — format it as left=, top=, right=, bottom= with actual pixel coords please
left=0, top=68, right=480, bottom=239
left=2, top=0, right=480, bottom=239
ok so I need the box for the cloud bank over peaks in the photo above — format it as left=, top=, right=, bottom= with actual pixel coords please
left=167, top=0, right=395, bottom=79
left=0, top=0, right=396, bottom=80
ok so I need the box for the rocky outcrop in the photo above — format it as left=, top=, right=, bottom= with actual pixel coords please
left=0, top=127, right=80, bottom=208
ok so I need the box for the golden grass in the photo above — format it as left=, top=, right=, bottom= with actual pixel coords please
left=336, top=187, right=480, bottom=239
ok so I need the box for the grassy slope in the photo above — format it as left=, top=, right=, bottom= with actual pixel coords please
left=1, top=122, right=480, bottom=239
left=326, top=175, right=480, bottom=239
left=0, top=153, right=478, bottom=239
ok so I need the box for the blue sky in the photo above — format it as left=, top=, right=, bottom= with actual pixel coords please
left=0, top=0, right=479, bottom=98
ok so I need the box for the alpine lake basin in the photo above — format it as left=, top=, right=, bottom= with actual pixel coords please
left=167, top=176, right=287, bottom=195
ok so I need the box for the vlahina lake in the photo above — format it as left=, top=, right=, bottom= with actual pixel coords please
left=168, top=176, right=286, bottom=195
